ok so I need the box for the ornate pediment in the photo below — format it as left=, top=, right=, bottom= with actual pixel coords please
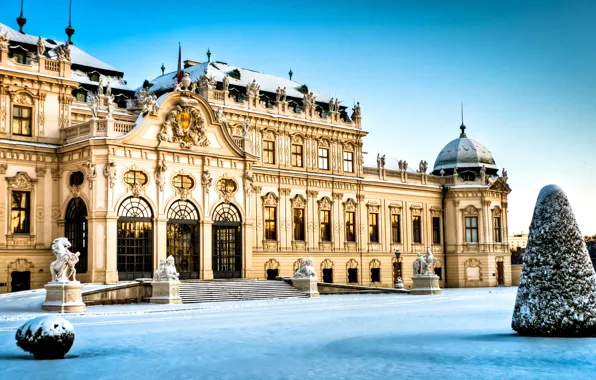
left=291, top=194, right=306, bottom=209
left=488, top=177, right=512, bottom=193
left=11, top=92, right=34, bottom=106
left=158, top=98, right=209, bottom=149
left=463, top=205, right=479, bottom=215
left=318, top=196, right=333, bottom=210
left=343, top=198, right=357, bottom=212
left=262, top=192, right=279, bottom=206
left=6, top=172, right=36, bottom=189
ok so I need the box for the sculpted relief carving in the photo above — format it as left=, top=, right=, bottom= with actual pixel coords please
left=158, top=98, right=209, bottom=149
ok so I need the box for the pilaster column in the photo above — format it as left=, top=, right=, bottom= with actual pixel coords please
left=201, top=219, right=214, bottom=280
left=243, top=218, right=254, bottom=279
left=35, top=168, right=47, bottom=248
left=156, top=216, right=168, bottom=268
left=0, top=164, right=7, bottom=245
left=104, top=216, right=119, bottom=284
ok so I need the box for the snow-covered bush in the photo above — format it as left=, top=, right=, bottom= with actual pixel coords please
left=512, top=185, right=596, bottom=337
left=15, top=316, right=75, bottom=359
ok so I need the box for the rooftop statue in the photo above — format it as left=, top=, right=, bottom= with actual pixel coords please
left=106, top=81, right=112, bottom=98
left=0, top=28, right=8, bottom=50
left=351, top=101, right=361, bottom=119
left=223, top=74, right=230, bottom=92
left=294, top=257, right=317, bottom=279
left=98, top=78, right=104, bottom=97
left=50, top=238, right=80, bottom=283
left=37, top=36, right=45, bottom=57
left=88, top=95, right=100, bottom=118
left=419, top=160, right=428, bottom=174
left=247, top=79, right=261, bottom=97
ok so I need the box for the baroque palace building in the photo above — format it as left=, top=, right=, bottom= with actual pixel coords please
left=0, top=19, right=513, bottom=293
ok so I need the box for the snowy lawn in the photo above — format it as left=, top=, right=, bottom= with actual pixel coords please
left=0, top=287, right=595, bottom=380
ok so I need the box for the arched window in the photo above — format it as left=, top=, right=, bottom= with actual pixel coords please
left=117, top=197, right=154, bottom=281
left=213, top=203, right=241, bottom=223
left=167, top=200, right=200, bottom=279
left=212, top=203, right=242, bottom=279
left=65, top=198, right=88, bottom=273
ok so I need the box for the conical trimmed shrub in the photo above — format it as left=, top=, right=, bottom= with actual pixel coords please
left=512, top=185, right=596, bottom=336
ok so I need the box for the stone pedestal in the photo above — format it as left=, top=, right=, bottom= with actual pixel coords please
left=150, top=281, right=182, bottom=304
left=41, top=282, right=86, bottom=313
left=291, top=277, right=320, bottom=297
left=411, top=275, right=442, bottom=295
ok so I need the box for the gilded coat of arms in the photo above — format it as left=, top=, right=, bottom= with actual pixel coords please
left=158, top=98, right=209, bottom=149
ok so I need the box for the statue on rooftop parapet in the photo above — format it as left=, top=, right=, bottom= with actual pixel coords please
left=419, top=160, right=428, bottom=174
left=223, top=74, right=230, bottom=92
left=0, top=28, right=8, bottom=50
left=55, top=43, right=71, bottom=62
left=502, top=168, right=508, bottom=182
left=480, top=165, right=486, bottom=183
left=98, top=78, right=104, bottom=97
left=377, top=154, right=382, bottom=170
left=351, top=101, right=361, bottom=119
left=247, top=79, right=261, bottom=97
left=37, top=36, right=45, bottom=57
left=106, top=81, right=111, bottom=98
left=89, top=95, right=99, bottom=118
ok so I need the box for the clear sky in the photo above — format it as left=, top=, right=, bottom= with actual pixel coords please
left=4, top=0, right=595, bottom=235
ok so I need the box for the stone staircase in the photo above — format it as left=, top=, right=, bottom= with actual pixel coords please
left=179, top=279, right=308, bottom=304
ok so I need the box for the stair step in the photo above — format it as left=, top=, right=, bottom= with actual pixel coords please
left=178, top=280, right=307, bottom=304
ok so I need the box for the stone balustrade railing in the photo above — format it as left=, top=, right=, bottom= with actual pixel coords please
left=61, top=118, right=137, bottom=144
left=0, top=47, right=71, bottom=77
left=197, top=88, right=362, bottom=129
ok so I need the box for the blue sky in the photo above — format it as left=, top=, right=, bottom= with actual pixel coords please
left=4, top=0, right=595, bottom=234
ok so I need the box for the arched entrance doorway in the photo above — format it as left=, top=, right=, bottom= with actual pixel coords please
left=117, top=197, right=154, bottom=281
left=64, top=197, right=88, bottom=273
left=212, top=203, right=242, bottom=279
left=167, top=200, right=200, bottom=279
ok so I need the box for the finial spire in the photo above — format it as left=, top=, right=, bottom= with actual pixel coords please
left=206, top=48, right=211, bottom=63
left=459, top=101, right=467, bottom=138
left=289, top=68, right=293, bottom=81
left=17, top=0, right=27, bottom=34
left=65, top=0, right=75, bottom=44
left=161, top=63, right=165, bottom=76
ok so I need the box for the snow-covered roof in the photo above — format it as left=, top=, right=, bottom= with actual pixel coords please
left=433, top=129, right=497, bottom=171
left=71, top=70, right=132, bottom=92
left=149, top=61, right=331, bottom=103
left=0, top=22, right=120, bottom=73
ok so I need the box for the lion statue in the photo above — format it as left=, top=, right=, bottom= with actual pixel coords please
left=294, top=257, right=317, bottom=279
left=153, top=255, right=180, bottom=281
left=50, top=237, right=80, bottom=282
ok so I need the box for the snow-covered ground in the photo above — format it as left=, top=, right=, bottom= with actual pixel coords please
left=0, top=287, right=595, bottom=380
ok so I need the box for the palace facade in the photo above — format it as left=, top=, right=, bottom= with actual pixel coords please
left=0, top=20, right=512, bottom=293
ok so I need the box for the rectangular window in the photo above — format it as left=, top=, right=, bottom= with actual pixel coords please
left=343, top=151, right=353, bottom=173
left=291, top=144, right=303, bottom=167
left=322, top=268, right=333, bottom=283
left=465, top=216, right=479, bottom=243
left=412, top=216, right=422, bottom=244
left=369, top=213, right=379, bottom=243
left=75, top=91, right=87, bottom=103
left=264, top=206, right=277, bottom=240
left=12, top=106, right=32, bottom=136
left=371, top=268, right=381, bottom=282
left=263, top=140, right=275, bottom=164
left=348, top=268, right=358, bottom=283
left=11, top=191, right=30, bottom=234
left=391, top=214, right=401, bottom=243
left=345, top=211, right=356, bottom=242
left=493, top=217, right=502, bottom=243
left=293, top=208, right=305, bottom=241
left=318, top=148, right=329, bottom=170
left=320, top=210, right=331, bottom=241
left=432, top=217, right=441, bottom=245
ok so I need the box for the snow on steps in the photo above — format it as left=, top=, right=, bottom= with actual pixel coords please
left=179, top=280, right=308, bottom=304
